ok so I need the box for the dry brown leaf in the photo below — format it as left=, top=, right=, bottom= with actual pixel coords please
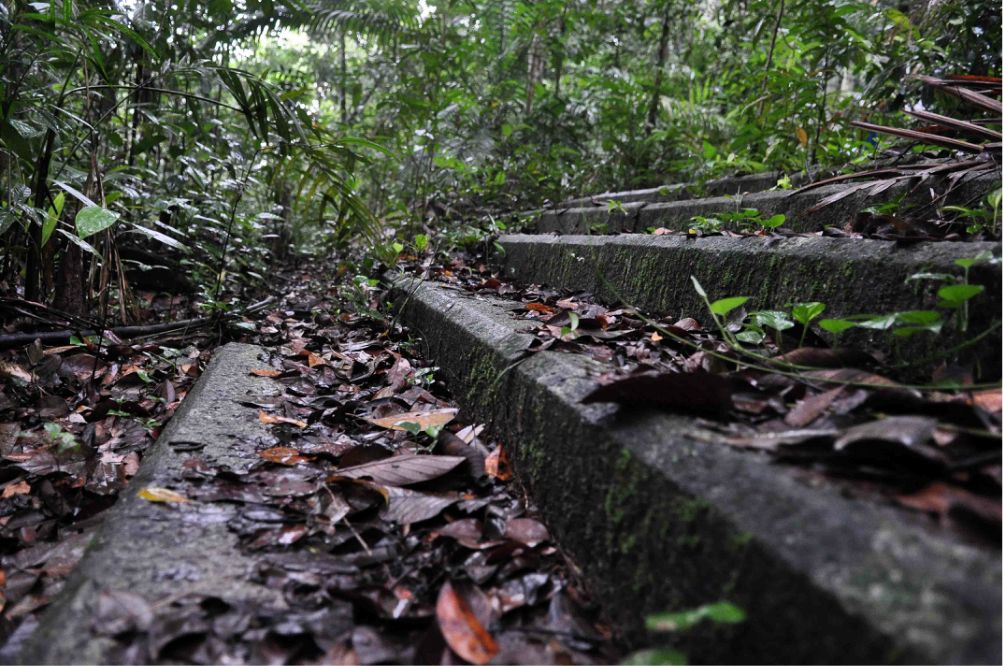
left=362, top=408, right=458, bottom=431
left=334, top=454, right=464, bottom=486
left=2, top=480, right=30, bottom=498
left=436, top=580, right=498, bottom=665
left=249, top=368, right=283, bottom=377
left=258, top=447, right=312, bottom=465
left=485, top=445, right=512, bottom=481
left=258, top=410, right=308, bottom=428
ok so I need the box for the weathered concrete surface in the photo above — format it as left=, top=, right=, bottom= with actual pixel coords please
left=494, top=234, right=1002, bottom=372
left=388, top=275, right=1001, bottom=664
left=551, top=157, right=953, bottom=209
left=538, top=171, right=999, bottom=235
left=19, top=343, right=284, bottom=664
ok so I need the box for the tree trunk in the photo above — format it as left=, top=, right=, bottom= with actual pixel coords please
left=340, top=30, right=348, bottom=124
left=553, top=10, right=568, bottom=99
left=645, top=3, right=672, bottom=136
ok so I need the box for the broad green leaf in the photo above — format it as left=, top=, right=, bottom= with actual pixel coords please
left=791, top=302, right=825, bottom=324
left=895, top=311, right=940, bottom=325
left=568, top=311, right=580, bottom=331
left=75, top=206, right=119, bottom=238
left=646, top=602, right=746, bottom=633
left=819, top=319, right=856, bottom=334
left=760, top=214, right=785, bottom=228
left=754, top=310, right=794, bottom=331
left=709, top=297, right=749, bottom=316
left=937, top=284, right=984, bottom=303
left=415, top=234, right=428, bottom=251
left=55, top=181, right=98, bottom=208
left=857, top=313, right=898, bottom=330
left=126, top=224, right=190, bottom=252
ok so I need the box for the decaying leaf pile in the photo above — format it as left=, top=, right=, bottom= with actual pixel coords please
left=0, top=265, right=620, bottom=664
left=0, top=316, right=206, bottom=646
left=427, top=255, right=1001, bottom=546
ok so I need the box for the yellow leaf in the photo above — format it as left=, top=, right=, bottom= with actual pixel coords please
left=362, top=408, right=458, bottom=431
left=796, top=127, right=808, bottom=147
left=138, top=487, right=190, bottom=503
left=651, top=332, right=663, bottom=342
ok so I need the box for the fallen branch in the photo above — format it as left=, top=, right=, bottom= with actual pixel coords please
left=0, top=296, right=275, bottom=349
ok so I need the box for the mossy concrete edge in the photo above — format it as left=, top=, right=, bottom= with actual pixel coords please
left=495, top=234, right=1002, bottom=373
left=538, top=172, right=998, bottom=235
left=387, top=275, right=1001, bottom=664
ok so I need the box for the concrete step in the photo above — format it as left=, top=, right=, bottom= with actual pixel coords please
left=537, top=171, right=998, bottom=235
left=493, top=234, right=1002, bottom=370
left=18, top=343, right=288, bottom=664
left=550, top=158, right=932, bottom=209
left=387, top=274, right=1001, bottom=664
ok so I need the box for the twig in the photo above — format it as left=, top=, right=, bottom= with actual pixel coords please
left=0, top=296, right=275, bottom=349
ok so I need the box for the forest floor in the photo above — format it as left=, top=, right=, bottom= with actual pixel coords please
left=0, top=255, right=626, bottom=664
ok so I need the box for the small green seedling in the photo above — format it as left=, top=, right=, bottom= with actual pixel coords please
left=789, top=301, right=825, bottom=348
left=622, top=602, right=746, bottom=665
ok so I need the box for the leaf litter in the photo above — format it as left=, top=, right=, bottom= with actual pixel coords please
left=420, top=250, right=1001, bottom=548
left=0, top=259, right=622, bottom=663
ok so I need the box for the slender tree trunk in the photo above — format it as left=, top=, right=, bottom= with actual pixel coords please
left=758, top=0, right=785, bottom=116
left=645, top=3, right=672, bottom=136
left=553, top=10, right=567, bottom=99
left=340, top=30, right=347, bottom=124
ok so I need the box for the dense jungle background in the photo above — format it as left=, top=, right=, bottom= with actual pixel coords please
left=0, top=0, right=1000, bottom=314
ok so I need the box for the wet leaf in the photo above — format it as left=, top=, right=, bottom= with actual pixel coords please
left=436, top=580, right=498, bottom=665
left=772, top=347, right=877, bottom=368
left=249, top=368, right=283, bottom=377
left=581, top=370, right=733, bottom=414
left=785, top=386, right=845, bottom=427
left=334, top=454, right=464, bottom=486
left=485, top=444, right=512, bottom=480
left=504, top=518, right=549, bottom=546
left=362, top=408, right=458, bottom=431
left=257, top=447, right=312, bottom=465
left=383, top=487, right=459, bottom=524
left=258, top=410, right=307, bottom=428
left=138, top=487, right=190, bottom=503
left=897, top=482, right=1001, bottom=526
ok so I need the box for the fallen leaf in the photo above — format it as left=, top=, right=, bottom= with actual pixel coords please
left=773, top=347, right=877, bottom=369
left=250, top=368, right=283, bottom=377
left=963, top=389, right=1002, bottom=413
left=436, top=580, right=499, bottom=665
left=784, top=386, right=845, bottom=427
left=257, top=447, right=312, bottom=465
left=258, top=410, right=308, bottom=428
left=581, top=370, right=733, bottom=414
left=897, top=482, right=1001, bottom=525
left=383, top=487, right=459, bottom=524
left=362, top=408, right=458, bottom=431
left=138, top=487, right=190, bottom=503
left=334, top=454, right=464, bottom=486
left=2, top=480, right=30, bottom=498
left=504, top=518, right=549, bottom=546
left=833, top=416, right=938, bottom=452
left=485, top=445, right=512, bottom=481
left=526, top=303, right=557, bottom=315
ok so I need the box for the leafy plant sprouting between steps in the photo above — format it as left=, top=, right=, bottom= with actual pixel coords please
left=621, top=602, right=746, bottom=665
left=690, top=249, right=997, bottom=370
left=688, top=208, right=786, bottom=235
